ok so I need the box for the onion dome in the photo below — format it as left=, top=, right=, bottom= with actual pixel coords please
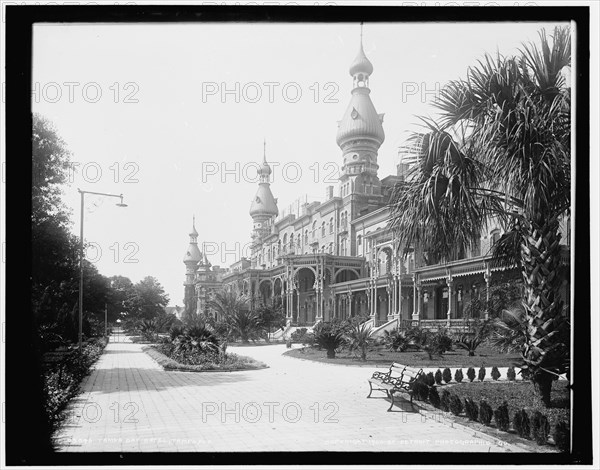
left=183, top=216, right=202, bottom=263
left=250, top=141, right=279, bottom=218
left=336, top=88, right=385, bottom=147
left=349, top=41, right=373, bottom=77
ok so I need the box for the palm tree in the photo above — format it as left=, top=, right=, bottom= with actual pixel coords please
left=347, top=322, right=374, bottom=361
left=208, top=290, right=264, bottom=343
left=390, top=27, right=571, bottom=407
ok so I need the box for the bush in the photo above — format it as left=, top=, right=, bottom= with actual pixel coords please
left=478, top=366, right=487, bottom=382
left=428, top=386, right=441, bottom=408
left=494, top=402, right=510, bottom=432
left=434, top=369, right=443, bottom=385
left=531, top=411, right=550, bottom=445
left=169, top=324, right=185, bottom=341
left=383, top=329, right=408, bottom=352
left=464, top=398, right=479, bottom=421
left=424, top=372, right=435, bottom=387
left=479, top=400, right=493, bottom=425
left=467, top=367, right=476, bottom=382
left=440, top=390, right=451, bottom=412
left=507, top=366, right=516, bottom=381
left=449, top=395, right=464, bottom=416
left=410, top=376, right=430, bottom=402
left=313, top=321, right=347, bottom=359
left=442, top=368, right=452, bottom=383
left=513, top=409, right=531, bottom=439
left=290, top=328, right=308, bottom=343
left=454, top=368, right=464, bottom=383
left=553, top=420, right=570, bottom=452
left=491, top=366, right=501, bottom=380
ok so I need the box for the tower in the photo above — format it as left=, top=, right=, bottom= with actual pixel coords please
left=183, top=216, right=202, bottom=318
left=249, top=140, right=279, bottom=267
left=336, top=25, right=385, bottom=198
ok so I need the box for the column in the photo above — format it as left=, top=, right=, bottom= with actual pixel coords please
left=446, top=277, right=453, bottom=328
left=484, top=265, right=491, bottom=320
left=397, top=277, right=402, bottom=320
left=413, top=275, right=421, bottom=322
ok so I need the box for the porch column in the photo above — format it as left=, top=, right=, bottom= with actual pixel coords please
left=484, top=266, right=491, bottom=320
left=397, top=277, right=402, bottom=320
left=413, top=275, right=421, bottom=322
left=446, top=276, right=454, bottom=328
left=333, top=291, right=337, bottom=318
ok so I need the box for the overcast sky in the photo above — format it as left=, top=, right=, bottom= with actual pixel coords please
left=32, top=21, right=566, bottom=306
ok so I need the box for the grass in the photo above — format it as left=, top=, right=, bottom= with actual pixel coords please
left=284, top=344, right=521, bottom=367
left=143, top=345, right=268, bottom=372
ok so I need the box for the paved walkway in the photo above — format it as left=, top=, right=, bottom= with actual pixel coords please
left=54, top=333, right=515, bottom=452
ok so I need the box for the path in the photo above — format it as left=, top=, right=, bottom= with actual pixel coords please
left=54, top=333, right=516, bottom=452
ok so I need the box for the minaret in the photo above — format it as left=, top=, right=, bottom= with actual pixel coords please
left=183, top=216, right=202, bottom=316
left=249, top=140, right=279, bottom=267
left=336, top=25, right=385, bottom=196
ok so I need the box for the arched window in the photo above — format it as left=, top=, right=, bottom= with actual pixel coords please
left=329, top=218, right=333, bottom=234
left=321, top=222, right=325, bottom=237
left=297, top=234, right=301, bottom=249
left=304, top=230, right=308, bottom=244
left=329, top=243, right=333, bottom=254
left=357, top=234, right=362, bottom=246
left=312, top=221, right=317, bottom=238
left=283, top=233, right=287, bottom=245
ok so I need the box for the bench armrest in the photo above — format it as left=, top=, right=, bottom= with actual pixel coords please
left=371, top=370, right=391, bottom=380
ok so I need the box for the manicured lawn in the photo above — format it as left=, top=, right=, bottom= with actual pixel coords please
left=284, top=344, right=521, bottom=367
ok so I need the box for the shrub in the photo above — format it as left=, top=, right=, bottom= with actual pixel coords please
left=424, top=372, right=435, bottom=387
left=442, top=367, right=452, bottom=383
left=383, top=329, right=408, bottom=352
left=290, top=328, right=308, bottom=343
left=467, top=367, right=476, bottom=382
left=347, top=322, right=374, bottom=361
left=479, top=400, right=493, bottom=425
left=464, top=398, right=479, bottom=421
left=531, top=411, right=550, bottom=445
left=410, top=376, right=430, bottom=402
left=449, top=395, right=464, bottom=416
left=454, top=320, right=490, bottom=356
left=428, top=386, right=441, bottom=408
left=513, top=409, right=531, bottom=439
left=507, top=366, right=516, bottom=381
left=494, top=402, right=510, bottom=432
left=478, top=366, right=486, bottom=382
left=491, top=366, right=501, bottom=380
left=440, top=390, right=451, bottom=412
left=169, top=324, right=185, bottom=341
left=553, top=420, right=570, bottom=452
left=434, top=369, right=443, bottom=385
left=454, top=368, right=464, bottom=383
left=313, top=321, right=347, bottom=358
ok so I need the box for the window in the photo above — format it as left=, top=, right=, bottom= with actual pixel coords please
left=472, top=238, right=481, bottom=257
left=304, top=230, right=308, bottom=244
left=321, top=222, right=325, bottom=237
left=329, top=243, right=333, bottom=254
left=297, top=234, right=301, bottom=249
left=312, top=221, right=317, bottom=238
left=490, top=229, right=501, bottom=246
left=329, top=218, right=334, bottom=234
left=357, top=235, right=362, bottom=246
left=283, top=234, right=287, bottom=245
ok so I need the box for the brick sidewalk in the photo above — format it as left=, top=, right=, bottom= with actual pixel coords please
left=54, top=335, right=516, bottom=452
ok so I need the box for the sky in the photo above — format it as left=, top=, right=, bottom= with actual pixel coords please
left=32, top=21, right=566, bottom=306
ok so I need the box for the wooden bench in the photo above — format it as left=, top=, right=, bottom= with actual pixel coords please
left=367, top=363, right=424, bottom=411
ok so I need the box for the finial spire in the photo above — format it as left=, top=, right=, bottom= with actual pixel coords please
left=263, top=138, right=267, bottom=163
left=360, top=22, right=363, bottom=44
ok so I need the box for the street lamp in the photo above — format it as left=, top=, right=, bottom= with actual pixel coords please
left=78, top=189, right=128, bottom=351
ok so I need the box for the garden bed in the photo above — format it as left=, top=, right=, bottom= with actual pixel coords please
left=407, top=378, right=570, bottom=452
left=44, top=336, right=109, bottom=433
left=143, top=345, right=268, bottom=372
left=284, top=344, right=521, bottom=367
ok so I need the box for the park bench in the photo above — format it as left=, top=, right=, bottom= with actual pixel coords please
left=367, top=363, right=424, bottom=411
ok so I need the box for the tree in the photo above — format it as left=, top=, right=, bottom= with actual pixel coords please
left=124, top=276, right=170, bottom=322
left=207, top=290, right=264, bottom=343
left=313, top=320, right=347, bottom=359
left=254, top=299, right=286, bottom=339
left=390, top=27, right=571, bottom=406
left=347, top=322, right=374, bottom=361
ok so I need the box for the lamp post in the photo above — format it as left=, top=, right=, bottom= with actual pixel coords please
left=78, top=189, right=127, bottom=351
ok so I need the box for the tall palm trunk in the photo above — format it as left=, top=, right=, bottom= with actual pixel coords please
left=520, top=214, right=567, bottom=407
